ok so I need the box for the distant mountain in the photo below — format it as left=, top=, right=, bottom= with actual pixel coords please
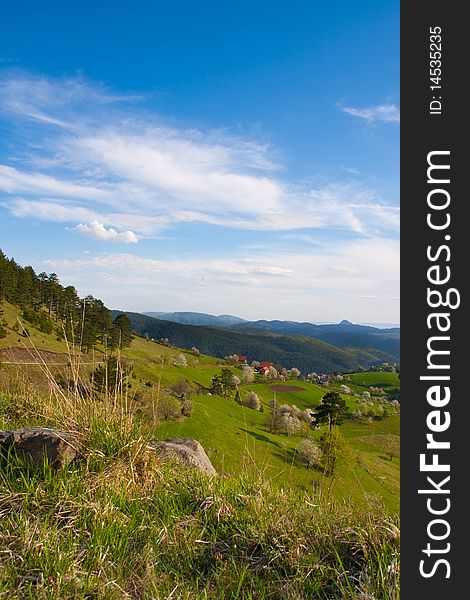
left=140, top=312, right=400, bottom=362
left=361, top=322, right=400, bottom=329
left=229, top=319, right=400, bottom=361
left=143, top=311, right=247, bottom=328
left=114, top=311, right=398, bottom=374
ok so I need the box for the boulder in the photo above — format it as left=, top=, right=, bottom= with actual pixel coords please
left=0, top=427, right=80, bottom=468
left=151, top=438, right=217, bottom=476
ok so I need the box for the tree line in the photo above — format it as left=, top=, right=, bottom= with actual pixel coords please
left=0, top=249, right=132, bottom=352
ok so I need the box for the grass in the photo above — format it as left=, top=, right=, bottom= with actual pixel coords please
left=1, top=306, right=400, bottom=512
left=155, top=392, right=400, bottom=513
left=341, top=372, right=400, bottom=394
left=0, top=456, right=400, bottom=599
left=0, top=385, right=399, bottom=599
left=0, top=302, right=72, bottom=353
left=0, top=306, right=400, bottom=598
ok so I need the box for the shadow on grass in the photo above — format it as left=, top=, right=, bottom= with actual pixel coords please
left=272, top=447, right=324, bottom=473
left=238, top=428, right=282, bottom=448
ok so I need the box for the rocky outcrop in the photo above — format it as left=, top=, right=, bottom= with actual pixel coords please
left=151, top=438, right=217, bottom=476
left=0, top=427, right=80, bottom=468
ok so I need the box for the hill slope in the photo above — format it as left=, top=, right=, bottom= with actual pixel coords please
left=140, top=311, right=400, bottom=361
left=1, top=301, right=400, bottom=513
left=113, top=310, right=392, bottom=373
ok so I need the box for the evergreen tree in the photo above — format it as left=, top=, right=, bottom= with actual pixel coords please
left=315, top=391, right=347, bottom=432
left=91, top=356, right=131, bottom=395
left=219, top=368, right=236, bottom=397
left=78, top=296, right=112, bottom=352
left=0, top=249, right=112, bottom=350
left=209, top=374, right=223, bottom=396
left=110, top=313, right=133, bottom=351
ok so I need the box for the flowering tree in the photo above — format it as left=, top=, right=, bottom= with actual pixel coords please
left=175, top=353, right=187, bottom=368
left=297, top=438, right=323, bottom=468
left=245, top=391, right=261, bottom=411
left=242, top=366, right=255, bottom=383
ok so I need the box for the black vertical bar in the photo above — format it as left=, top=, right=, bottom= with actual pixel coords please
left=401, top=3, right=466, bottom=597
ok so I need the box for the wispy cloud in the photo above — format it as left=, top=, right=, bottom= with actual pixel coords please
left=0, top=72, right=399, bottom=243
left=341, top=103, right=400, bottom=123
left=42, top=236, right=399, bottom=322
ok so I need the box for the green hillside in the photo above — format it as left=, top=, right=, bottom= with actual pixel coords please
left=1, top=301, right=400, bottom=513
left=0, top=298, right=400, bottom=598
left=113, top=310, right=392, bottom=374
left=346, top=371, right=400, bottom=391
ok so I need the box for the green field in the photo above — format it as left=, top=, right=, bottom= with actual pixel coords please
left=0, top=301, right=400, bottom=598
left=1, top=303, right=400, bottom=514
left=343, top=371, right=400, bottom=392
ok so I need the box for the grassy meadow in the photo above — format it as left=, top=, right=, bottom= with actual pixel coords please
left=0, top=303, right=400, bottom=598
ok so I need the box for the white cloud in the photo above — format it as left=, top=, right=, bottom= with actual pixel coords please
left=0, top=165, right=114, bottom=202
left=74, top=221, right=138, bottom=243
left=0, top=72, right=139, bottom=130
left=0, top=73, right=399, bottom=322
left=6, top=198, right=99, bottom=222
left=71, top=131, right=283, bottom=215
left=0, top=74, right=399, bottom=240
left=341, top=103, right=400, bottom=123
left=43, top=237, right=399, bottom=323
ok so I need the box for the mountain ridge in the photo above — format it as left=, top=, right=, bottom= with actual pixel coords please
left=143, top=311, right=247, bottom=327
left=113, top=310, right=399, bottom=374
left=137, top=312, right=400, bottom=362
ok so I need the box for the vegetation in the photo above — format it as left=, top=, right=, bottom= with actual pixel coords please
left=319, top=426, right=354, bottom=477
left=144, top=311, right=400, bottom=363
left=114, top=310, right=397, bottom=374
left=244, top=390, right=261, bottom=411
left=0, top=414, right=399, bottom=598
left=209, top=368, right=236, bottom=398
left=315, top=391, right=348, bottom=432
left=0, top=249, right=131, bottom=355
left=0, top=360, right=400, bottom=599
left=297, top=437, right=323, bottom=469
left=0, top=252, right=400, bottom=598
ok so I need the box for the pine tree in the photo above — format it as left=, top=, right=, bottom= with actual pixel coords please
left=315, top=391, right=347, bottom=432
left=110, top=314, right=133, bottom=351
left=219, top=368, right=236, bottom=397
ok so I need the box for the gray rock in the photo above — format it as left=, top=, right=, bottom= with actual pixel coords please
left=0, top=427, right=80, bottom=468
left=151, top=438, right=217, bottom=476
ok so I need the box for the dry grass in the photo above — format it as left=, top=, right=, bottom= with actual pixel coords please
left=0, top=337, right=400, bottom=599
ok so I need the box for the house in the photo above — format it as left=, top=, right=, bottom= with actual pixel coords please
left=259, top=361, right=273, bottom=373
left=317, top=373, right=331, bottom=385
left=237, top=356, right=248, bottom=365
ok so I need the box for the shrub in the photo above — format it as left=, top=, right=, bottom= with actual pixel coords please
left=181, top=398, right=193, bottom=417
left=319, top=427, right=354, bottom=476
left=157, top=396, right=182, bottom=421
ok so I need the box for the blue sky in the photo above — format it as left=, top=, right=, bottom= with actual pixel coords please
left=0, top=1, right=399, bottom=324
